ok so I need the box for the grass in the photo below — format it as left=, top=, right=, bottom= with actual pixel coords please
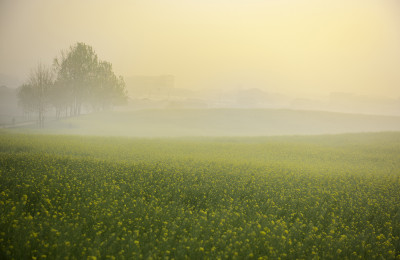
left=0, top=131, right=399, bottom=259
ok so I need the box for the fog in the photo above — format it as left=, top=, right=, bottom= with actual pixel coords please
left=1, top=0, right=400, bottom=136
left=2, top=0, right=400, bottom=97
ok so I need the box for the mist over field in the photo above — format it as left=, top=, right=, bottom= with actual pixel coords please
left=1, top=0, right=400, bottom=136
left=1, top=1, right=400, bottom=259
left=2, top=109, right=398, bottom=138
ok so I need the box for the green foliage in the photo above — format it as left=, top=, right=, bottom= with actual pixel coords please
left=0, top=132, right=399, bottom=259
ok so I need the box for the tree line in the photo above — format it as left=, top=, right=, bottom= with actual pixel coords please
left=18, top=42, right=127, bottom=128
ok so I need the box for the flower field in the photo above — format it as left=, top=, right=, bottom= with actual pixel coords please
left=0, top=132, right=399, bottom=259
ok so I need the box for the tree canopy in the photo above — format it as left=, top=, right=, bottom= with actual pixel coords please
left=54, top=42, right=127, bottom=116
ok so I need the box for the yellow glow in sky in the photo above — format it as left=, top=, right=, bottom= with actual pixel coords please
left=1, top=0, right=399, bottom=97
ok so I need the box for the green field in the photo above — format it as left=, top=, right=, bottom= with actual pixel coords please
left=1, top=132, right=400, bottom=259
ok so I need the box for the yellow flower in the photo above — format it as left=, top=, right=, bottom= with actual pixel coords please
left=376, top=234, right=385, bottom=240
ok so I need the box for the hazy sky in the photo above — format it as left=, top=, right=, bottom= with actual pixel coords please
left=1, top=0, right=400, bottom=97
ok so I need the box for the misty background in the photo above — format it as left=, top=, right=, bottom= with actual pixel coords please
left=1, top=0, right=400, bottom=135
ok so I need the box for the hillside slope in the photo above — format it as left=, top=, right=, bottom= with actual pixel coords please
left=15, top=108, right=400, bottom=137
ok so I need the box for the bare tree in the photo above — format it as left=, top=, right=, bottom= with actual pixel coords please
left=17, top=63, right=54, bottom=128
left=17, top=83, right=35, bottom=119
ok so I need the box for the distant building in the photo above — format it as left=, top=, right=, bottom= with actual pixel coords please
left=125, top=75, right=174, bottom=98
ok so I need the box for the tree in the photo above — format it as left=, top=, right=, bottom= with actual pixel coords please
left=90, top=61, right=127, bottom=111
left=48, top=79, right=70, bottom=119
left=17, top=42, right=127, bottom=128
left=54, top=42, right=99, bottom=116
left=17, top=83, right=35, bottom=118
left=54, top=42, right=127, bottom=115
left=17, top=64, right=54, bottom=128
